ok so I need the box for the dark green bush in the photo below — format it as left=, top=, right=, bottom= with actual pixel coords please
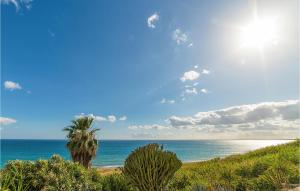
left=123, top=143, right=182, bottom=191
left=1, top=155, right=102, bottom=191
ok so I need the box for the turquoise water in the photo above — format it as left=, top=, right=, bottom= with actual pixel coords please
left=0, top=139, right=290, bottom=167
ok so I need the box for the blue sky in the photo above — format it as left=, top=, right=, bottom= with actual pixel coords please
left=1, top=0, right=299, bottom=139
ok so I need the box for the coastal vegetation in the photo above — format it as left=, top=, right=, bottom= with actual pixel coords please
left=63, top=117, right=99, bottom=168
left=123, top=144, right=182, bottom=191
left=168, top=139, right=300, bottom=191
left=1, top=140, right=299, bottom=190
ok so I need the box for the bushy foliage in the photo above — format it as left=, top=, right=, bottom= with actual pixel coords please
left=168, top=173, right=191, bottom=191
left=1, top=140, right=298, bottom=191
left=102, top=173, right=135, bottom=191
left=0, top=155, right=102, bottom=191
left=123, top=143, right=182, bottom=191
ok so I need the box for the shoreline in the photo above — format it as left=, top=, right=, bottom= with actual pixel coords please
left=95, top=160, right=209, bottom=176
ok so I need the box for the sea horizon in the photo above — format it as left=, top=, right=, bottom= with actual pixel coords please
left=0, top=138, right=296, bottom=140
left=1, top=139, right=292, bottom=168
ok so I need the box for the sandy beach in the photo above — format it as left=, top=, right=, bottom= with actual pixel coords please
left=96, top=161, right=203, bottom=176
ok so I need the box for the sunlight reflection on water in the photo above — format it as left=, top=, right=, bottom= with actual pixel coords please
left=227, top=140, right=292, bottom=150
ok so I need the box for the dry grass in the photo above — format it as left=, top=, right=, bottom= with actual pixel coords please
left=96, top=167, right=122, bottom=176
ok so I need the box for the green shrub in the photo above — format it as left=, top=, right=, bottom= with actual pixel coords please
left=102, top=173, right=135, bottom=191
left=0, top=162, right=30, bottom=191
left=168, top=174, right=191, bottom=191
left=1, top=155, right=102, bottom=191
left=252, top=161, right=299, bottom=191
left=123, top=143, right=182, bottom=191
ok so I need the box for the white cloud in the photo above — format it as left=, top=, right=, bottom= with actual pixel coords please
left=1, top=0, right=33, bottom=11
left=185, top=88, right=198, bottom=95
left=180, top=71, right=200, bottom=82
left=75, top=113, right=122, bottom=123
left=160, top=98, right=175, bottom=104
left=202, top=69, right=210, bottom=75
left=200, top=88, right=208, bottom=94
left=75, top=113, right=107, bottom=122
left=172, top=29, right=188, bottom=45
left=0, top=117, right=17, bottom=125
left=4, top=81, right=22, bottom=90
left=169, top=100, right=175, bottom=104
left=94, top=116, right=107, bottom=122
left=188, top=43, right=193, bottom=47
left=194, top=65, right=199, bottom=69
left=147, top=13, right=159, bottom=28
left=128, top=124, right=170, bottom=130
left=168, top=100, right=300, bottom=135
left=119, top=116, right=127, bottom=121
left=160, top=98, right=166, bottom=104
left=107, top=115, right=117, bottom=123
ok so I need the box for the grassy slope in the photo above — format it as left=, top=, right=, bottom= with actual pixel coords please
left=172, top=140, right=300, bottom=190
left=181, top=140, right=299, bottom=170
left=98, top=140, right=299, bottom=175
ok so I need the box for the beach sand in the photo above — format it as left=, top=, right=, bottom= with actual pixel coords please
left=96, top=161, right=202, bottom=176
left=96, top=166, right=122, bottom=176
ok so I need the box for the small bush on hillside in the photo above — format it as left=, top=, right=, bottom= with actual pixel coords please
left=102, top=173, right=135, bottom=191
left=1, top=155, right=102, bottom=191
left=252, top=161, right=299, bottom=191
left=123, top=143, right=182, bottom=191
left=168, top=174, right=191, bottom=191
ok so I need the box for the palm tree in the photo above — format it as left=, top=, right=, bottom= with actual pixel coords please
left=63, top=116, right=99, bottom=168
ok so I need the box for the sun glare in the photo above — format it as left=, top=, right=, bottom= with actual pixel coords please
left=240, top=18, right=279, bottom=49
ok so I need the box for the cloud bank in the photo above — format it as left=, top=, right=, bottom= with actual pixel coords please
left=168, top=100, right=299, bottom=135
left=128, top=124, right=170, bottom=130
left=75, top=113, right=123, bottom=123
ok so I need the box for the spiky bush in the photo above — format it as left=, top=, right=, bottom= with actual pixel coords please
left=123, top=143, right=182, bottom=191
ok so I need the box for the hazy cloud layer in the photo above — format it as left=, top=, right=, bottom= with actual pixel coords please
left=119, top=116, right=127, bottom=121
left=128, top=124, right=170, bottom=130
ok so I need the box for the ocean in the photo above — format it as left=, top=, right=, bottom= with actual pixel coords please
left=0, top=139, right=290, bottom=168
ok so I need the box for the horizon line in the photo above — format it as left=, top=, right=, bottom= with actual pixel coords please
left=0, top=138, right=297, bottom=141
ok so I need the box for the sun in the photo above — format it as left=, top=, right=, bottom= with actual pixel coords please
left=239, top=18, right=279, bottom=50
